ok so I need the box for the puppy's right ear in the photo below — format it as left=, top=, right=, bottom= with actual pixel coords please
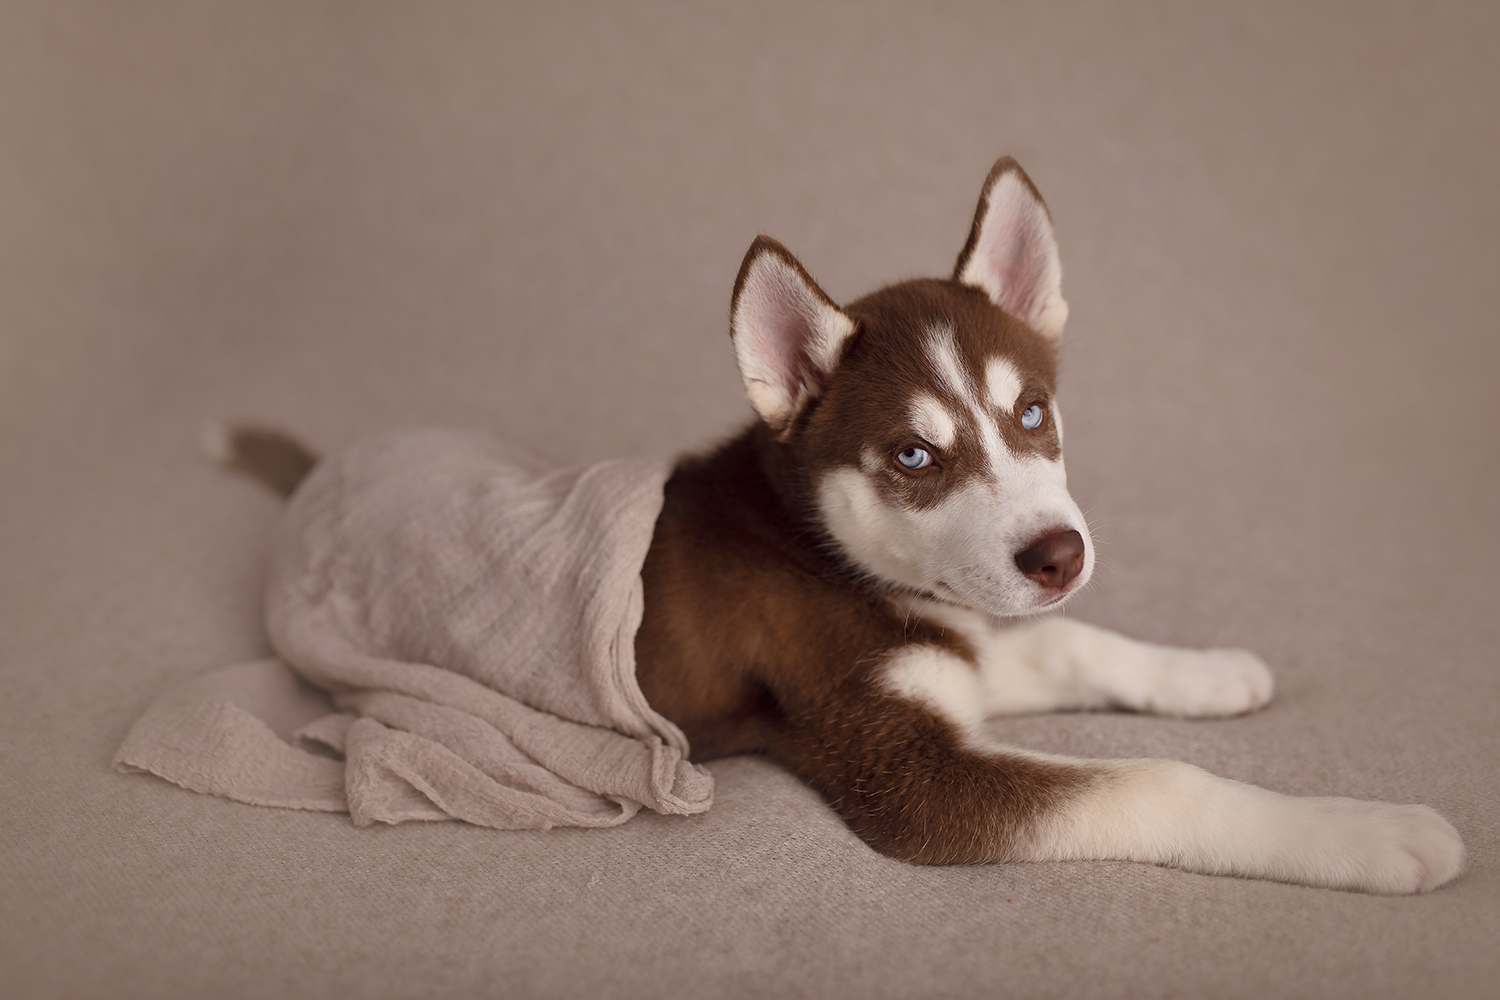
left=730, top=236, right=856, bottom=434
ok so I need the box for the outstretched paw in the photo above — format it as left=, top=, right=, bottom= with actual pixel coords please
left=1139, top=647, right=1274, bottom=718
left=1305, top=799, right=1466, bottom=894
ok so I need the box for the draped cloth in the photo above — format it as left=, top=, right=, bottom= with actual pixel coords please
left=116, top=429, right=713, bottom=829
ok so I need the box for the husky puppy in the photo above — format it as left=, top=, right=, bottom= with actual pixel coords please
left=222, top=158, right=1462, bottom=893
left=632, top=158, right=1464, bottom=893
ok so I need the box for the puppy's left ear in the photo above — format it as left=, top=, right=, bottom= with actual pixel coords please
left=954, top=158, right=1069, bottom=340
left=730, top=236, right=857, bottom=434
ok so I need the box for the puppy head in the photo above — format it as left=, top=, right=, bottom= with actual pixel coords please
left=729, top=158, right=1092, bottom=616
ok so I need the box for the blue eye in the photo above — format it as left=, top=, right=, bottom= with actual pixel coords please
left=1020, top=404, right=1044, bottom=430
left=897, top=446, right=933, bottom=470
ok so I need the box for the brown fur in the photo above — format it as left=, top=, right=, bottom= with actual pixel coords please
left=223, top=160, right=1092, bottom=866
left=636, top=268, right=1091, bottom=866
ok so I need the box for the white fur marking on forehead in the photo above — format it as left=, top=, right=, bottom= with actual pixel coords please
left=985, top=357, right=1023, bottom=413
left=925, top=323, right=1009, bottom=473
left=910, top=393, right=958, bottom=450
left=925, top=324, right=980, bottom=409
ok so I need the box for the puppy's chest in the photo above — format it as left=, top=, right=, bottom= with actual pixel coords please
left=635, top=473, right=971, bottom=745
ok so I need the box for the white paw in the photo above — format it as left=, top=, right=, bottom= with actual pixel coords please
left=1139, top=647, right=1274, bottom=718
left=1305, top=799, right=1466, bottom=895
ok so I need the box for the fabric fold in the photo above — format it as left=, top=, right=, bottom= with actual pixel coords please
left=116, top=429, right=713, bottom=829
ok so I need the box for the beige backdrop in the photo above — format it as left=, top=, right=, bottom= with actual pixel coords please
left=3, top=2, right=1497, bottom=998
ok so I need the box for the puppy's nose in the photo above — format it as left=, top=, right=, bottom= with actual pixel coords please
left=1014, top=529, right=1086, bottom=590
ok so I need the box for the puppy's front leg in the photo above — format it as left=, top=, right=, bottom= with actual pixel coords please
left=975, top=616, right=1274, bottom=718
left=774, top=671, right=1464, bottom=893
left=1021, top=756, right=1466, bottom=894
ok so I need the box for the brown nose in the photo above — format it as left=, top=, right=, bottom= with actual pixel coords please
left=1014, top=529, right=1086, bottom=590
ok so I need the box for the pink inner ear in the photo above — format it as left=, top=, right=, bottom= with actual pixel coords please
left=978, top=218, right=1051, bottom=321
left=740, top=265, right=819, bottom=393
left=732, top=252, right=851, bottom=424
left=963, top=172, right=1064, bottom=333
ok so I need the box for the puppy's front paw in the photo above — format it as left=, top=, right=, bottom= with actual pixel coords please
left=1140, top=648, right=1274, bottom=718
left=1310, top=800, right=1466, bottom=894
left=1373, top=804, right=1466, bottom=894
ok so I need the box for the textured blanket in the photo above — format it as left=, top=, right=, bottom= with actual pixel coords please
left=116, top=429, right=714, bottom=829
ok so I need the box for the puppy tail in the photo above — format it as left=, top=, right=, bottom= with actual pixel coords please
left=201, top=422, right=320, bottom=498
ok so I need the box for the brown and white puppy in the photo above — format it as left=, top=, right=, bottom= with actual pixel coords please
left=633, top=158, right=1465, bottom=893
left=221, top=158, right=1463, bottom=894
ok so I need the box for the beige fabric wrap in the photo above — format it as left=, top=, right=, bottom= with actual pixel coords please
left=115, top=428, right=714, bottom=829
